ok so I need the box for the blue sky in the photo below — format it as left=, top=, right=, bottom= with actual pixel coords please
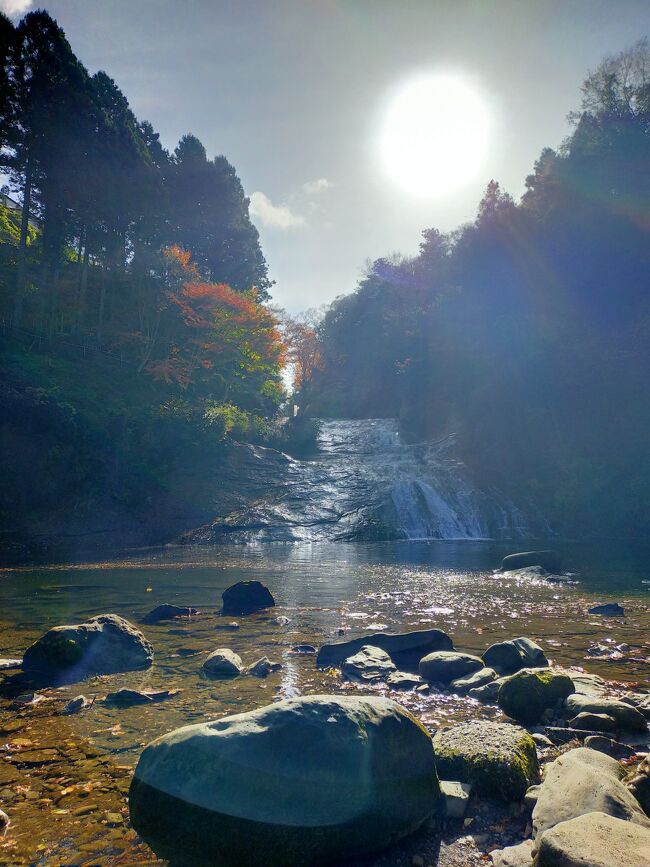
left=2, top=0, right=650, bottom=311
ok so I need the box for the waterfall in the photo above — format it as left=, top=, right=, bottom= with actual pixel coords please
left=200, top=418, right=542, bottom=543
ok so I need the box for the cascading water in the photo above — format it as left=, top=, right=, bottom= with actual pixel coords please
left=195, top=418, right=542, bottom=543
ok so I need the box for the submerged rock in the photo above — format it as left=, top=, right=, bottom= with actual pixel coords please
left=432, top=720, right=539, bottom=801
left=341, top=645, right=396, bottom=682
left=22, top=614, right=153, bottom=684
left=419, top=651, right=484, bottom=685
left=291, top=644, right=316, bottom=654
left=316, top=628, right=453, bottom=670
left=532, top=748, right=650, bottom=842
left=140, top=604, right=199, bottom=624
left=202, top=648, right=243, bottom=678
left=129, top=695, right=442, bottom=867
left=501, top=550, right=561, bottom=573
left=222, top=581, right=275, bottom=615
left=498, top=669, right=574, bottom=724
left=483, top=637, right=548, bottom=675
left=62, top=695, right=91, bottom=714
left=536, top=811, right=650, bottom=867
left=565, top=694, right=647, bottom=732
left=105, top=688, right=178, bottom=706
left=588, top=602, right=625, bottom=616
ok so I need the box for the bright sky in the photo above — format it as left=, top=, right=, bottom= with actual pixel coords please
left=2, top=0, right=649, bottom=311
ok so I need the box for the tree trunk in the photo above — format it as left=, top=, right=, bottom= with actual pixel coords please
left=12, top=160, right=32, bottom=331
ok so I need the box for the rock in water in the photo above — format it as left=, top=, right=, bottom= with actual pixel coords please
left=22, top=614, right=153, bottom=684
left=221, top=581, right=275, bottom=615
left=248, top=657, right=282, bottom=678
left=140, top=604, right=199, bottom=624
left=588, top=602, right=625, bottom=616
left=432, top=720, right=539, bottom=801
left=568, top=712, right=618, bottom=733
left=501, top=550, right=561, bottom=573
left=341, top=645, right=396, bottom=682
left=202, top=648, right=243, bottom=678
left=62, top=695, right=91, bottom=714
left=129, top=695, right=441, bottom=867
left=536, top=811, right=650, bottom=867
left=532, top=748, right=650, bottom=842
left=565, top=694, right=648, bottom=732
left=316, top=628, right=453, bottom=670
left=498, top=669, right=574, bottom=724
left=419, top=651, right=484, bottom=684
left=483, top=636, right=548, bottom=674
left=450, top=667, right=497, bottom=694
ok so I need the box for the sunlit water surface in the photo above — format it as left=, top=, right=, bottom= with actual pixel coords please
left=0, top=540, right=648, bottom=864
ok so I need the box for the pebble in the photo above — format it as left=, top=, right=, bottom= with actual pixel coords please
left=0, top=808, right=9, bottom=830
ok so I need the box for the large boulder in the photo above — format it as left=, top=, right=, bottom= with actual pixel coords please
left=536, top=811, right=650, bottom=867
left=483, top=637, right=548, bottom=674
left=22, top=614, right=153, bottom=683
left=532, top=748, right=650, bottom=843
left=419, top=651, right=484, bottom=685
left=498, top=669, right=574, bottom=724
left=432, top=720, right=539, bottom=801
left=501, top=550, right=560, bottom=573
left=221, top=581, right=275, bottom=615
left=129, top=695, right=442, bottom=866
left=341, top=645, right=396, bottom=682
left=565, top=694, right=647, bottom=733
left=316, top=628, right=453, bottom=671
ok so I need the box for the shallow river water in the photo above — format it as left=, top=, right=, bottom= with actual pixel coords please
left=0, top=540, right=649, bottom=865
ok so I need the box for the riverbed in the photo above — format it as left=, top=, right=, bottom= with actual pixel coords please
left=0, top=540, right=648, bottom=864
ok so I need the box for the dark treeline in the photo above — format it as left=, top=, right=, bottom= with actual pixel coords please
left=309, top=41, right=650, bottom=539
left=0, top=10, right=290, bottom=555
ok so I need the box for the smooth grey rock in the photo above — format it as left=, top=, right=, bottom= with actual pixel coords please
left=22, top=614, right=153, bottom=684
left=525, top=784, right=542, bottom=810
left=341, top=645, right=396, bottom=682
left=440, top=780, right=471, bottom=820
left=0, top=659, right=22, bottom=671
left=588, top=602, right=625, bottom=616
left=62, top=695, right=91, bottom=714
left=140, top=604, right=199, bottom=624
left=531, top=733, right=554, bottom=748
left=248, top=657, right=282, bottom=678
left=490, top=839, right=533, bottom=867
left=536, top=811, right=650, bottom=867
left=222, top=581, right=275, bottom=615
left=317, top=628, right=453, bottom=670
left=129, top=695, right=442, bottom=867
left=291, top=644, right=316, bottom=654
left=202, top=648, right=243, bottom=678
left=532, top=748, right=650, bottom=842
left=450, top=667, right=497, bottom=694
left=419, top=651, right=484, bottom=685
left=584, top=735, right=637, bottom=759
left=386, top=671, right=424, bottom=690
left=483, top=637, right=548, bottom=675
left=568, top=712, right=618, bottom=733
left=433, top=720, right=539, bottom=801
left=501, top=551, right=560, bottom=573
left=105, top=688, right=178, bottom=706
left=469, top=680, right=501, bottom=702
left=565, top=694, right=647, bottom=732
left=621, top=694, right=650, bottom=719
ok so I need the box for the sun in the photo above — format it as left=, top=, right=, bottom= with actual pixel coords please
left=379, top=74, right=490, bottom=198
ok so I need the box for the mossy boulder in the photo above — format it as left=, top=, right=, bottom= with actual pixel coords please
left=419, top=651, right=484, bottom=684
left=432, top=720, right=539, bottom=801
left=22, top=614, right=153, bottom=684
left=129, top=695, right=442, bottom=867
left=498, top=669, right=574, bottom=724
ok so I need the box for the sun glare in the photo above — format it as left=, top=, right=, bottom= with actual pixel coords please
left=380, top=74, right=490, bottom=198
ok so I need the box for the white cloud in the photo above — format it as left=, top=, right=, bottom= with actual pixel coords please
left=249, top=191, right=304, bottom=230
left=302, top=178, right=331, bottom=194
left=0, top=0, right=34, bottom=16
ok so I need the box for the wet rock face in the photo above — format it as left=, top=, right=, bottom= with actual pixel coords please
left=483, top=637, right=548, bottom=675
left=202, top=648, right=243, bottom=678
left=532, top=748, right=650, bottom=843
left=341, top=645, right=396, bottom=682
left=316, top=628, right=453, bottom=671
left=221, top=581, right=275, bottom=615
left=419, top=651, right=484, bottom=685
left=536, top=811, right=650, bottom=867
left=432, top=720, right=539, bottom=801
left=498, top=669, right=574, bottom=724
left=501, top=550, right=561, bottom=573
left=129, top=695, right=441, bottom=867
left=21, top=614, right=153, bottom=684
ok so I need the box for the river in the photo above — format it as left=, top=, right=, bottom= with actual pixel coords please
left=0, top=539, right=648, bottom=864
